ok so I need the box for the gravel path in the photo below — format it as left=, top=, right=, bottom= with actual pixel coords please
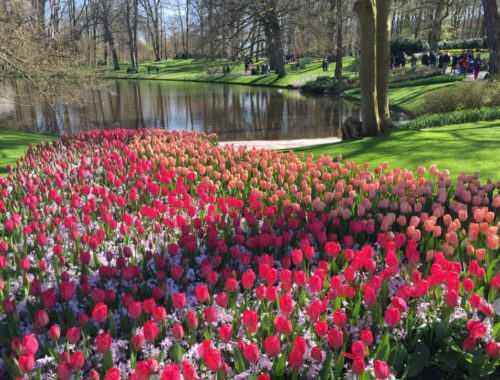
left=220, top=136, right=342, bottom=150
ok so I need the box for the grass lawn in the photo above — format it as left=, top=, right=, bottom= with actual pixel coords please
left=295, top=120, right=500, bottom=181
left=1, top=120, right=499, bottom=181
left=346, top=82, right=459, bottom=115
left=0, top=128, right=56, bottom=174
left=106, top=57, right=358, bottom=88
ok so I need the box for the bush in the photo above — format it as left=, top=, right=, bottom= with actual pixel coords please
left=418, top=81, right=500, bottom=114
left=390, top=74, right=463, bottom=88
left=439, top=37, right=488, bottom=50
left=389, top=66, right=442, bottom=83
left=391, top=38, right=429, bottom=55
left=400, top=106, right=500, bottom=130
left=301, top=76, right=356, bottom=94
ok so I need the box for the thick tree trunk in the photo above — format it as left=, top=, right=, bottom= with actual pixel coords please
left=483, top=0, right=500, bottom=77
left=429, top=0, right=445, bottom=52
left=354, top=0, right=380, bottom=136
left=104, top=22, right=120, bottom=70
left=376, top=0, right=392, bottom=129
left=125, top=3, right=137, bottom=70
left=267, top=7, right=286, bottom=78
left=334, top=0, right=344, bottom=80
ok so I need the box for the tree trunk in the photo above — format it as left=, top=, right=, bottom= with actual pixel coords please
left=334, top=0, right=344, bottom=80
left=483, top=0, right=500, bottom=77
left=429, top=0, right=445, bottom=52
left=267, top=5, right=286, bottom=78
left=185, top=0, right=190, bottom=57
left=125, top=2, right=137, bottom=70
left=354, top=0, right=381, bottom=136
left=49, top=0, right=59, bottom=37
left=104, top=22, right=120, bottom=70
left=376, top=0, right=392, bottom=129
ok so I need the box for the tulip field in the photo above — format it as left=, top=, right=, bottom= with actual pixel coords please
left=0, top=129, right=498, bottom=379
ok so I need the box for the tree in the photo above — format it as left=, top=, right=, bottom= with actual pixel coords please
left=353, top=0, right=392, bottom=136
left=482, top=0, right=500, bottom=77
left=124, top=0, right=139, bottom=70
left=91, top=0, right=120, bottom=70
left=0, top=0, right=101, bottom=106
left=428, top=0, right=451, bottom=52
left=142, top=0, right=163, bottom=61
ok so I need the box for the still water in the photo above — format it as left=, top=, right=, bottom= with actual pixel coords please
left=1, top=79, right=382, bottom=141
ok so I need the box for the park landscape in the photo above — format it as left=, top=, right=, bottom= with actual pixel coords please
left=0, top=0, right=499, bottom=379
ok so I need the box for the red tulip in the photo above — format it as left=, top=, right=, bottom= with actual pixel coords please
left=186, top=310, right=198, bottom=329
left=172, top=323, right=184, bottom=340
left=195, top=284, right=210, bottom=303
left=242, top=309, right=258, bottom=334
left=162, top=363, right=181, bottom=380
left=92, top=303, right=108, bottom=323
left=352, top=357, right=366, bottom=375
left=242, top=342, right=260, bottom=363
left=279, top=294, right=294, bottom=315
left=143, top=320, right=160, bottom=342
left=56, top=363, right=72, bottom=380
left=241, top=270, right=255, bottom=289
left=360, top=329, right=373, bottom=346
left=374, top=360, right=391, bottom=379
left=204, top=348, right=222, bottom=371
left=128, top=301, right=143, bottom=319
left=219, top=324, right=233, bottom=343
left=274, top=316, right=292, bottom=335
left=288, top=350, right=303, bottom=370
left=35, top=309, right=50, bottom=327
left=18, top=354, right=35, bottom=373
left=96, top=332, right=112, bottom=353
left=328, top=329, right=343, bottom=349
left=48, top=324, right=61, bottom=341
left=104, top=368, right=121, bottom=380
left=60, top=281, right=76, bottom=301
left=70, top=351, right=85, bottom=370
left=384, top=306, right=401, bottom=326
left=172, top=293, right=186, bottom=309
left=132, top=333, right=145, bottom=351
left=66, top=327, right=81, bottom=344
left=22, top=334, right=38, bottom=355
left=486, top=341, right=500, bottom=358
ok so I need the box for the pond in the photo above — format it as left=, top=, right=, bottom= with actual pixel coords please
left=0, top=80, right=405, bottom=141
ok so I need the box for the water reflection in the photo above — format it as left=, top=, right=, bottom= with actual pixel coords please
left=0, top=79, right=367, bottom=141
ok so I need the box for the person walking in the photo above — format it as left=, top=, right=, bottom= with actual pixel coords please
left=451, top=54, right=458, bottom=74
left=441, top=52, right=450, bottom=74
left=410, top=53, right=417, bottom=67
left=429, top=51, right=437, bottom=68
left=473, top=54, right=482, bottom=80
left=422, top=52, right=429, bottom=66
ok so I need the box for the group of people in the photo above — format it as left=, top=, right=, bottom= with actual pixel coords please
left=390, top=50, right=484, bottom=79
left=244, top=57, right=271, bottom=75
left=391, top=53, right=418, bottom=69
left=250, top=63, right=270, bottom=75
left=453, top=52, right=483, bottom=79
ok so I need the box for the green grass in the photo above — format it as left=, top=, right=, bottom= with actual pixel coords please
left=346, top=82, right=458, bottom=115
left=2, top=120, right=499, bottom=181
left=0, top=128, right=56, bottom=173
left=295, top=120, right=500, bottom=180
left=106, top=57, right=358, bottom=88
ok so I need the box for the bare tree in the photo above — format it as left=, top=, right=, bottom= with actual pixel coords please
left=0, top=0, right=102, bottom=106
left=142, top=0, right=163, bottom=60
left=482, top=0, right=500, bottom=77
left=91, top=0, right=121, bottom=70
left=353, top=0, right=393, bottom=136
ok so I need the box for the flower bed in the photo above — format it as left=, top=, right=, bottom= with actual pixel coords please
left=0, top=129, right=498, bottom=379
